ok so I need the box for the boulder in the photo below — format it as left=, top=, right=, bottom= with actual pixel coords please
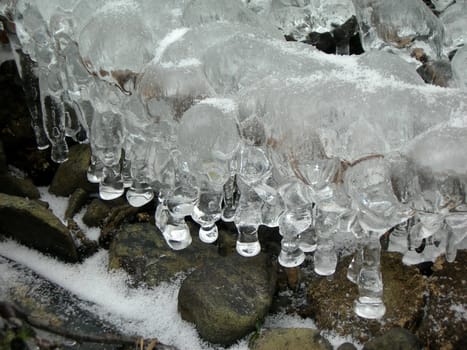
left=307, top=252, right=427, bottom=342
left=0, top=193, right=78, bottom=262
left=49, top=144, right=97, bottom=196
left=0, top=174, right=40, bottom=199
left=417, top=251, right=467, bottom=350
left=108, top=222, right=219, bottom=286
left=82, top=199, right=110, bottom=227
left=363, top=328, right=422, bottom=350
left=64, top=188, right=89, bottom=219
left=250, top=328, right=332, bottom=350
left=178, top=253, right=277, bottom=346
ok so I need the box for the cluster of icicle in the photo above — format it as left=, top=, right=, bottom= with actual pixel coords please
left=1, top=0, right=466, bottom=319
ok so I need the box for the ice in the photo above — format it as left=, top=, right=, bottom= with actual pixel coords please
left=404, top=126, right=467, bottom=177
left=237, top=69, right=467, bottom=163
left=177, top=101, right=241, bottom=183
left=78, top=0, right=153, bottom=82
left=182, top=0, right=280, bottom=37
left=440, top=1, right=467, bottom=49
left=351, top=0, right=447, bottom=59
left=203, top=34, right=331, bottom=94
left=451, top=44, right=467, bottom=90
left=248, top=0, right=355, bottom=40
left=357, top=51, right=424, bottom=85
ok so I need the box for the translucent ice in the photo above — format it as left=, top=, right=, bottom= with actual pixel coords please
left=440, top=1, right=467, bottom=49
left=451, top=44, right=467, bottom=90
left=351, top=0, right=446, bottom=58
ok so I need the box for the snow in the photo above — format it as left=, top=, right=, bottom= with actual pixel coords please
left=0, top=240, right=361, bottom=349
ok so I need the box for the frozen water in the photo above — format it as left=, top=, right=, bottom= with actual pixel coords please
left=237, top=69, right=467, bottom=163
left=351, top=0, right=446, bottom=59
left=356, top=50, right=424, bottom=85
left=440, top=1, right=467, bottom=49
left=78, top=0, right=153, bottom=81
left=248, top=0, right=355, bottom=40
left=451, top=45, right=467, bottom=90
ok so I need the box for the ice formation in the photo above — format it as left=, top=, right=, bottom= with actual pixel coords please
left=1, top=0, right=466, bottom=320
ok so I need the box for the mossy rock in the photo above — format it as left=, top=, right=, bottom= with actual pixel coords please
left=307, top=252, right=427, bottom=342
left=49, top=144, right=97, bottom=196
left=178, top=253, right=277, bottom=346
left=0, top=193, right=78, bottom=262
left=363, top=327, right=422, bottom=350
left=250, top=328, right=332, bottom=350
left=416, top=251, right=467, bottom=350
left=64, top=188, right=89, bottom=219
left=108, top=222, right=219, bottom=286
left=0, top=174, right=40, bottom=199
left=82, top=199, right=110, bottom=227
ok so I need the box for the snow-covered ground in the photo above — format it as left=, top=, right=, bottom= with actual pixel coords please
left=0, top=189, right=361, bottom=350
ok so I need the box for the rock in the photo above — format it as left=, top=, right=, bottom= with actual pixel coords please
left=363, top=328, right=422, bottom=350
left=416, top=60, right=453, bottom=87
left=0, top=174, right=40, bottom=199
left=250, top=328, right=332, bottom=350
left=64, top=188, right=89, bottom=219
left=49, top=144, right=97, bottom=196
left=0, top=61, right=57, bottom=186
left=82, top=199, right=110, bottom=227
left=178, top=253, right=277, bottom=346
left=417, top=251, right=467, bottom=350
left=305, top=32, right=336, bottom=54
left=337, top=342, right=358, bottom=350
left=0, top=193, right=79, bottom=262
left=306, top=252, right=427, bottom=342
left=108, top=222, right=219, bottom=286
left=0, top=140, right=7, bottom=174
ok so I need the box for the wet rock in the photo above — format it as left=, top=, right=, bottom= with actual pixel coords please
left=0, top=62, right=57, bottom=186
left=82, top=199, right=110, bottom=227
left=65, top=188, right=89, bottom=219
left=306, top=252, right=427, bottom=342
left=416, top=60, right=453, bottom=87
left=417, top=251, right=467, bottom=350
left=337, top=342, right=358, bottom=350
left=0, top=193, right=79, bottom=262
left=250, top=328, right=332, bottom=350
left=49, top=144, right=97, bottom=196
left=363, top=328, right=422, bottom=350
left=108, top=222, right=219, bottom=286
left=305, top=32, right=336, bottom=54
left=178, top=253, right=277, bottom=346
left=0, top=174, right=40, bottom=199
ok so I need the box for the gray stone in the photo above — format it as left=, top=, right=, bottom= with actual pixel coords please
left=417, top=251, right=467, bottom=350
left=0, top=193, right=79, bottom=262
left=337, top=342, right=358, bottom=350
left=108, top=222, right=219, bottom=286
left=0, top=174, right=40, bottom=199
left=49, top=144, right=97, bottom=196
left=251, top=328, right=332, bottom=350
left=178, top=253, right=277, bottom=346
left=363, top=328, right=422, bottom=350
left=64, top=188, right=89, bottom=219
left=82, top=199, right=110, bottom=227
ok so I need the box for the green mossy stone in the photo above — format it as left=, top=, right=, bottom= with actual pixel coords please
left=0, top=193, right=78, bottom=262
left=49, top=144, right=97, bottom=196
left=178, top=253, right=277, bottom=346
left=108, top=222, right=219, bottom=286
left=251, top=328, right=332, bottom=350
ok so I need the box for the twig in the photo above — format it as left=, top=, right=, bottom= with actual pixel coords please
left=0, top=301, right=177, bottom=349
